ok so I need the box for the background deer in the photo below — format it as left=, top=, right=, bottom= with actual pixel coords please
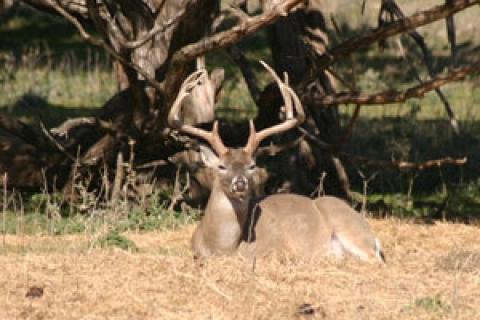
left=169, top=61, right=384, bottom=262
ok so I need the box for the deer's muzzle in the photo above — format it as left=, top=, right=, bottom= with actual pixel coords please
left=231, top=176, right=248, bottom=193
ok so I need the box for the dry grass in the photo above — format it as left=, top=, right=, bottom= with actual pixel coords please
left=0, top=218, right=479, bottom=319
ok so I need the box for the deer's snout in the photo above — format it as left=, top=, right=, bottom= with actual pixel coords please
left=231, top=175, right=248, bottom=193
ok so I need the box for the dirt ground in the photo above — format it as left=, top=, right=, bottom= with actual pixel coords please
left=0, top=218, right=479, bottom=320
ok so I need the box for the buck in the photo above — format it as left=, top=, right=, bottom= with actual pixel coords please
left=168, top=61, right=384, bottom=262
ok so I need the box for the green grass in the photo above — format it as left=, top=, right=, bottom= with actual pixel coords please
left=365, top=178, right=480, bottom=221
left=0, top=207, right=199, bottom=237
left=0, top=186, right=201, bottom=237
left=0, top=5, right=115, bottom=127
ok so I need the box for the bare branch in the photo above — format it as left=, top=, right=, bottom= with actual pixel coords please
left=380, top=0, right=460, bottom=134
left=22, top=0, right=88, bottom=17
left=305, top=60, right=480, bottom=106
left=92, top=1, right=186, bottom=50
left=169, top=0, right=303, bottom=67
left=315, top=0, right=480, bottom=72
left=50, top=117, right=96, bottom=138
left=39, top=121, right=76, bottom=162
left=256, top=135, right=304, bottom=157
left=48, top=0, right=163, bottom=92
left=302, top=127, right=468, bottom=171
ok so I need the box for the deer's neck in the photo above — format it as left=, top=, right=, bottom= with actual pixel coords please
left=201, top=180, right=250, bottom=253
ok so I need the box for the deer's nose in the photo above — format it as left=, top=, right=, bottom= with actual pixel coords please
left=232, top=176, right=248, bottom=193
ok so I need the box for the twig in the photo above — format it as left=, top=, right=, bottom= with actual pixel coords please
left=325, top=67, right=356, bottom=92
left=111, top=152, right=124, bottom=203
left=356, top=169, right=380, bottom=215
left=108, top=5, right=186, bottom=50
left=2, top=173, right=6, bottom=246
left=135, top=160, right=169, bottom=169
left=168, top=166, right=189, bottom=211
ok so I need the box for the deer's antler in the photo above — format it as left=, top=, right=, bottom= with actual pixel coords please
left=168, top=69, right=228, bottom=156
left=244, top=61, right=305, bottom=155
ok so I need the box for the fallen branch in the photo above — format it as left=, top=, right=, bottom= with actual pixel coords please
left=39, top=121, right=76, bottom=162
left=50, top=117, right=96, bottom=138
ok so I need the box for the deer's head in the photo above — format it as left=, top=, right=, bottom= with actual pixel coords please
left=168, top=61, right=305, bottom=200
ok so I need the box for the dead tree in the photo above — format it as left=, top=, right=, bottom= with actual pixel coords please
left=0, top=0, right=475, bottom=203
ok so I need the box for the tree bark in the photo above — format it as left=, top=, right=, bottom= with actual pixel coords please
left=259, top=0, right=349, bottom=197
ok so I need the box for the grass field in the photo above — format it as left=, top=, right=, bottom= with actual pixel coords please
left=1, top=219, right=479, bottom=319
left=0, top=2, right=480, bottom=319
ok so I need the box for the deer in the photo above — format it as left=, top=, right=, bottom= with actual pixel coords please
left=168, top=61, right=385, bottom=262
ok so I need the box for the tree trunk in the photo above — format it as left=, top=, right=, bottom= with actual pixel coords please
left=259, top=0, right=350, bottom=198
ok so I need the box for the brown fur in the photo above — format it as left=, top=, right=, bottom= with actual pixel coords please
left=192, top=148, right=384, bottom=262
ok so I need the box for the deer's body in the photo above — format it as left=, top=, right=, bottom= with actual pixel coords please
left=192, top=175, right=382, bottom=261
left=169, top=61, right=385, bottom=263
left=250, top=194, right=382, bottom=260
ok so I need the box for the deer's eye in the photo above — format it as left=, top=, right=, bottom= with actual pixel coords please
left=247, top=164, right=256, bottom=171
left=218, top=164, right=227, bottom=171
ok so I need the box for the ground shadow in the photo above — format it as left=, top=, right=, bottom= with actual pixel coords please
left=342, top=115, right=480, bottom=223
left=1, top=93, right=96, bottom=128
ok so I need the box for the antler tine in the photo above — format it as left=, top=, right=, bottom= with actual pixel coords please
left=168, top=70, right=228, bottom=156
left=244, top=61, right=305, bottom=154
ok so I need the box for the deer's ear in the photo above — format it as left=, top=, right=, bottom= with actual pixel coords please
left=198, top=145, right=220, bottom=167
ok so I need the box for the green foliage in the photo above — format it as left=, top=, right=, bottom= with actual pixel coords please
left=94, top=230, right=138, bottom=252
left=401, top=294, right=451, bottom=316
left=414, top=295, right=451, bottom=313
